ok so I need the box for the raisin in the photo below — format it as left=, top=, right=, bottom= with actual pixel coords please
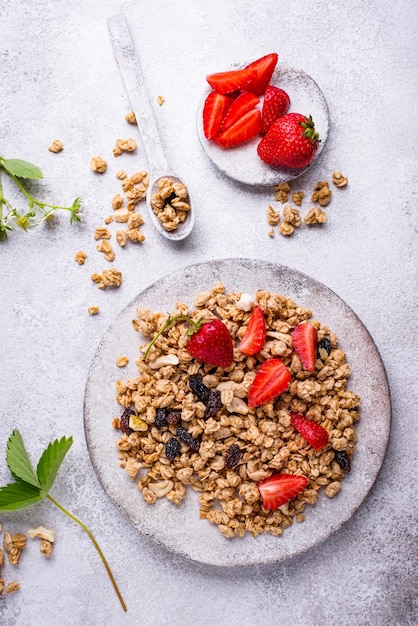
left=165, top=437, right=180, bottom=461
left=120, top=408, right=134, bottom=435
left=176, top=427, right=200, bottom=452
left=334, top=450, right=351, bottom=472
left=317, top=337, right=331, bottom=358
left=167, top=411, right=182, bottom=426
left=224, top=443, right=242, bottom=469
left=204, top=390, right=222, bottom=419
left=189, top=376, right=210, bottom=403
left=155, top=408, right=168, bottom=429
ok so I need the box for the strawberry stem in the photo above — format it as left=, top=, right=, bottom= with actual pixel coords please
left=300, top=115, right=320, bottom=144
left=142, top=314, right=202, bottom=361
left=46, top=494, right=127, bottom=612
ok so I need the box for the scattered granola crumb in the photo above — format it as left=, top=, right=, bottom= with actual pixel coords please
left=126, top=228, right=145, bottom=243
left=291, top=191, right=304, bottom=206
left=28, top=526, right=55, bottom=543
left=74, top=250, right=87, bottom=265
left=157, top=95, right=165, bottom=106
left=0, top=548, right=4, bottom=567
left=94, top=227, right=111, bottom=240
left=311, top=181, right=332, bottom=206
left=116, top=169, right=127, bottom=180
left=90, top=156, right=107, bottom=173
left=332, top=171, right=348, bottom=187
left=113, top=208, right=130, bottom=223
left=116, top=355, right=129, bottom=368
left=5, top=582, right=20, bottom=594
left=129, top=170, right=149, bottom=185
left=113, top=138, right=137, bottom=157
left=91, top=268, right=122, bottom=289
left=125, top=111, right=137, bottom=124
left=266, top=205, right=280, bottom=225
left=268, top=228, right=275, bottom=238
left=48, top=139, right=63, bottom=153
left=325, top=481, right=342, bottom=498
left=111, top=194, right=124, bottom=210
left=5, top=533, right=26, bottom=566
left=304, top=207, right=327, bottom=224
left=274, top=182, right=291, bottom=203
left=283, top=205, right=301, bottom=227
left=0, top=579, right=4, bottom=595
left=96, top=239, right=115, bottom=262
left=104, top=215, right=114, bottom=225
left=39, top=539, right=54, bottom=558
left=116, top=230, right=128, bottom=247
left=88, top=306, right=100, bottom=315
left=279, top=221, right=295, bottom=236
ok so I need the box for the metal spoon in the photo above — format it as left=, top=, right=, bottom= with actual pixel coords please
left=107, top=13, right=195, bottom=241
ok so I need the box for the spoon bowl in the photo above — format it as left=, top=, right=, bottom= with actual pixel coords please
left=108, top=13, right=194, bottom=241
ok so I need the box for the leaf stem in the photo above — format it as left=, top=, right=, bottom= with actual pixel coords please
left=46, top=494, right=127, bottom=612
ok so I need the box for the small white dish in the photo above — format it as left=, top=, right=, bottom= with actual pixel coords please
left=197, top=59, right=330, bottom=186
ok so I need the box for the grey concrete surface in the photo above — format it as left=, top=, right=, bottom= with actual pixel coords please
left=0, top=1, right=417, bottom=624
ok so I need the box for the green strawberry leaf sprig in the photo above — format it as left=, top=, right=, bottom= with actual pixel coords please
left=0, top=430, right=126, bottom=612
left=0, top=157, right=82, bottom=240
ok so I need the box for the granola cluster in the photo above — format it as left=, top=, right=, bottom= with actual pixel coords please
left=113, top=283, right=360, bottom=539
left=267, top=172, right=348, bottom=237
left=150, top=177, right=191, bottom=232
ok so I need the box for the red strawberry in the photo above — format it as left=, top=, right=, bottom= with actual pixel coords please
left=248, top=358, right=291, bottom=407
left=258, top=473, right=309, bottom=510
left=186, top=319, right=234, bottom=368
left=290, top=412, right=329, bottom=450
left=257, top=113, right=319, bottom=169
left=220, top=91, right=260, bottom=133
left=260, top=85, right=290, bottom=135
left=203, top=92, right=233, bottom=140
left=238, top=305, right=266, bottom=355
left=206, top=67, right=257, bottom=95
left=216, top=108, right=261, bottom=148
left=292, top=322, right=318, bottom=372
left=244, top=53, right=279, bottom=96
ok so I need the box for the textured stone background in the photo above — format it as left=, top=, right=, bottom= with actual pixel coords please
left=0, top=0, right=417, bottom=624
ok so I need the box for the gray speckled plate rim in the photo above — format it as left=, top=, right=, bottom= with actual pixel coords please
left=196, top=59, right=330, bottom=187
left=83, top=258, right=391, bottom=567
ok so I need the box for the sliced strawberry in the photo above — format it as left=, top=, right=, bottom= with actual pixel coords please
left=260, top=85, right=291, bottom=135
left=203, top=92, right=233, bottom=140
left=290, top=412, right=329, bottom=450
left=220, top=91, right=260, bottom=133
left=216, top=108, right=261, bottom=148
left=206, top=67, right=257, bottom=95
left=238, top=306, right=266, bottom=355
left=292, top=323, right=318, bottom=371
left=244, top=53, right=279, bottom=96
left=248, top=357, right=291, bottom=407
left=186, top=319, right=234, bottom=368
left=258, top=473, right=309, bottom=510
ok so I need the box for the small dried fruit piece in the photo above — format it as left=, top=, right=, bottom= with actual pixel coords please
left=317, top=337, right=331, bottom=359
left=176, top=427, right=200, bottom=452
left=334, top=449, right=351, bottom=472
left=128, top=414, right=148, bottom=432
left=165, top=438, right=180, bottom=461
left=224, top=443, right=242, bottom=469
left=155, top=408, right=168, bottom=429
left=120, top=408, right=134, bottom=435
left=204, top=390, right=222, bottom=419
left=166, top=411, right=182, bottom=426
left=189, top=376, right=211, bottom=404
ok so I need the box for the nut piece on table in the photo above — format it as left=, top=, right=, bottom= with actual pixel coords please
left=304, top=207, right=327, bottom=225
left=5, top=581, right=20, bottom=594
left=279, top=221, right=295, bottom=236
left=74, top=250, right=87, bottom=265
left=29, top=526, right=55, bottom=559
left=332, top=170, right=348, bottom=187
left=283, top=205, right=301, bottom=227
left=125, top=111, right=137, bottom=125
left=266, top=204, right=280, bottom=226
left=274, top=182, right=291, bottom=203
left=291, top=191, right=305, bottom=206
left=4, top=532, right=27, bottom=566
left=90, top=156, right=107, bottom=173
left=48, top=139, right=63, bottom=153
left=311, top=181, right=332, bottom=206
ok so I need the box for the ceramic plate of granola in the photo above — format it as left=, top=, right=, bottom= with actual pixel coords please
left=197, top=58, right=330, bottom=187
left=84, top=258, right=390, bottom=566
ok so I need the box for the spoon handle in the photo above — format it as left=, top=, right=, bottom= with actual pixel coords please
left=108, top=13, right=169, bottom=175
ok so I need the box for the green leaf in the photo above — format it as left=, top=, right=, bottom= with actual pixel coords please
left=2, top=158, right=43, bottom=179
left=6, top=430, right=41, bottom=488
left=0, top=482, right=43, bottom=511
left=37, top=436, right=73, bottom=497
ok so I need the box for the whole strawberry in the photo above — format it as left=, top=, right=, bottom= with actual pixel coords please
left=257, top=113, right=319, bottom=169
